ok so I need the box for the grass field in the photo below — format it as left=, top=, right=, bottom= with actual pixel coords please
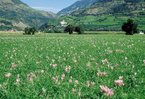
left=60, top=15, right=145, bottom=30
left=0, top=33, right=145, bottom=98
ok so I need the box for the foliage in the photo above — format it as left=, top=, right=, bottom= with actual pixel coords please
left=74, top=26, right=84, bottom=34
left=64, top=25, right=84, bottom=34
left=122, top=19, right=138, bottom=35
left=64, top=25, right=74, bottom=34
left=39, top=23, right=63, bottom=33
left=39, top=23, right=55, bottom=32
left=24, top=27, right=37, bottom=35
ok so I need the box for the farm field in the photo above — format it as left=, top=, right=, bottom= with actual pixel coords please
left=0, top=33, right=145, bottom=98
left=60, top=15, right=145, bottom=31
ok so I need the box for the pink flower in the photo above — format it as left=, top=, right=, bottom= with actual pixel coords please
left=52, top=76, right=59, bottom=83
left=114, top=76, right=124, bottom=86
left=52, top=64, right=57, bottom=68
left=97, top=71, right=107, bottom=77
left=40, top=70, right=44, bottom=73
left=36, top=61, right=40, bottom=64
left=27, top=72, right=35, bottom=82
left=74, top=80, right=79, bottom=84
left=61, top=74, right=65, bottom=80
left=143, top=60, right=145, bottom=64
left=65, top=66, right=71, bottom=73
left=114, top=64, right=119, bottom=67
left=11, top=63, right=17, bottom=68
left=86, top=62, right=91, bottom=67
left=78, top=91, right=81, bottom=96
left=102, top=59, right=109, bottom=64
left=116, top=49, right=124, bottom=53
left=119, top=76, right=123, bottom=80
left=107, top=50, right=113, bottom=54
left=86, top=81, right=95, bottom=87
left=69, top=79, right=73, bottom=83
left=125, top=57, right=128, bottom=60
left=72, top=57, right=77, bottom=63
left=114, top=79, right=124, bottom=86
left=100, top=85, right=114, bottom=96
left=5, top=73, right=12, bottom=78
left=72, top=88, right=76, bottom=93
left=16, top=74, right=20, bottom=84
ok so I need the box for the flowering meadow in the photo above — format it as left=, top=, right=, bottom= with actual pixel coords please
left=0, top=33, right=145, bottom=98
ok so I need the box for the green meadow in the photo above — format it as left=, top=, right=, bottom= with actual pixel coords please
left=0, top=33, right=145, bottom=98
left=60, top=15, right=145, bottom=31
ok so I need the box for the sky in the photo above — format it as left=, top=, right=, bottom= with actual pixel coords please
left=21, top=0, right=78, bottom=13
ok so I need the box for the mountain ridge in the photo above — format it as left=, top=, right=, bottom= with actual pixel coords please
left=58, top=0, right=145, bottom=16
left=0, top=0, right=55, bottom=31
left=58, top=0, right=98, bottom=15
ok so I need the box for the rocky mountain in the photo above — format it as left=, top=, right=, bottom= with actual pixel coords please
left=58, top=0, right=98, bottom=15
left=0, top=0, right=55, bottom=31
left=58, top=0, right=145, bottom=16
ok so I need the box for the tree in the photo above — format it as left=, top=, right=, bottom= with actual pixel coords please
left=64, top=25, right=84, bottom=34
left=74, top=26, right=84, bottom=34
left=30, top=27, right=37, bottom=35
left=64, top=25, right=74, bottom=34
left=122, top=19, right=138, bottom=35
left=24, top=27, right=29, bottom=34
left=24, top=27, right=37, bottom=35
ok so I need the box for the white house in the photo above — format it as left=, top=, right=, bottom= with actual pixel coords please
left=139, top=31, right=144, bottom=34
left=60, top=20, right=67, bottom=27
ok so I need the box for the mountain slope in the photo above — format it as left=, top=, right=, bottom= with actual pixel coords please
left=74, top=0, right=145, bottom=16
left=58, top=0, right=98, bottom=15
left=59, top=0, right=145, bottom=31
left=0, top=0, right=55, bottom=30
left=58, top=0, right=145, bottom=16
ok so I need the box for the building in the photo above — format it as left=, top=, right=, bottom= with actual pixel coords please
left=60, top=20, right=67, bottom=27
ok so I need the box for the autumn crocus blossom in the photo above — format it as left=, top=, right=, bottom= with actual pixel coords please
left=114, top=79, right=124, bottom=86
left=61, top=74, right=65, bottom=80
left=114, top=76, right=124, bottom=86
left=16, top=74, right=20, bottom=84
left=27, top=72, right=35, bottom=82
left=102, top=59, right=109, bottom=64
left=100, top=85, right=114, bottom=96
left=97, top=71, right=107, bottom=77
left=52, top=76, right=59, bottom=83
left=5, top=73, right=12, bottom=78
left=11, top=63, right=17, bottom=68
left=86, top=81, right=95, bottom=87
left=143, top=60, right=145, bottom=64
left=65, top=66, right=71, bottom=73
left=52, top=64, right=57, bottom=68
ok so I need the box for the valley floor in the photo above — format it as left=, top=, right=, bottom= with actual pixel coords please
left=0, top=33, right=145, bottom=98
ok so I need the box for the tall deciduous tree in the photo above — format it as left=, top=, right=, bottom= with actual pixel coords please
left=122, top=19, right=138, bottom=35
left=64, top=25, right=74, bottom=34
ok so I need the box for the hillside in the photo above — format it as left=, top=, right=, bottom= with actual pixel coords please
left=58, top=0, right=145, bottom=31
left=0, top=0, right=55, bottom=31
left=72, top=0, right=145, bottom=16
left=58, top=0, right=98, bottom=15
left=58, top=0, right=145, bottom=16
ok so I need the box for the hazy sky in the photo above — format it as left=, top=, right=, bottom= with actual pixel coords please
left=21, top=0, right=78, bottom=13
